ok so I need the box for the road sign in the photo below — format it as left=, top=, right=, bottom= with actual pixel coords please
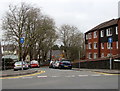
left=20, top=38, right=24, bottom=44
left=108, top=37, right=113, bottom=43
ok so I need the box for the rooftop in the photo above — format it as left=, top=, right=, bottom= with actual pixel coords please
left=85, top=18, right=118, bottom=34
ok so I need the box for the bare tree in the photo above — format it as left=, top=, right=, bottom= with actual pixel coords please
left=36, top=16, right=58, bottom=62
left=2, top=3, right=34, bottom=61
left=59, top=24, right=85, bottom=60
left=2, top=3, right=53, bottom=61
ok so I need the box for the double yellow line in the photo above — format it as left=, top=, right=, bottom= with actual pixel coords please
left=0, top=71, right=45, bottom=79
left=94, top=72, right=120, bottom=75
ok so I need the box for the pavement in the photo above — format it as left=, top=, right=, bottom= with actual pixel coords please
left=0, top=68, right=119, bottom=77
left=74, top=68, right=120, bottom=74
left=2, top=67, right=119, bottom=89
left=0, top=69, right=38, bottom=77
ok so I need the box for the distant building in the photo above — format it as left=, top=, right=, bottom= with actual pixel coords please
left=47, top=50, right=64, bottom=60
left=1, top=44, right=17, bottom=55
left=85, top=18, right=120, bottom=60
left=2, top=55, right=18, bottom=62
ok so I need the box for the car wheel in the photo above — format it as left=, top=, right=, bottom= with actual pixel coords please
left=14, top=69, right=17, bottom=71
left=59, top=66, right=62, bottom=69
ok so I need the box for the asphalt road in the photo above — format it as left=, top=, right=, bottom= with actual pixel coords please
left=2, top=67, right=119, bottom=89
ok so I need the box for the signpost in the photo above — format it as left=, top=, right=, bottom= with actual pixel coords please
left=20, top=38, right=24, bottom=70
left=108, top=37, right=113, bottom=70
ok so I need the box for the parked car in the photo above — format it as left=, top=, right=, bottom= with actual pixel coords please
left=30, top=60, right=40, bottom=68
left=14, top=61, right=29, bottom=71
left=53, top=61, right=60, bottom=69
left=49, top=60, right=55, bottom=68
left=59, top=61, right=72, bottom=69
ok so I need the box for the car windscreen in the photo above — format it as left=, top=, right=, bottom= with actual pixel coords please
left=61, top=61, right=70, bottom=63
left=55, top=61, right=60, bottom=63
left=15, top=62, right=25, bottom=65
left=31, top=61, right=38, bottom=64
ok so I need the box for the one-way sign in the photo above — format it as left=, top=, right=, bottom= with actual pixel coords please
left=20, top=38, right=24, bottom=44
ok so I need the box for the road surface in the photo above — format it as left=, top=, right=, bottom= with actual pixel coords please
left=2, top=67, right=119, bottom=89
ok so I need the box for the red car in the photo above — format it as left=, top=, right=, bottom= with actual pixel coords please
left=30, top=60, right=40, bottom=68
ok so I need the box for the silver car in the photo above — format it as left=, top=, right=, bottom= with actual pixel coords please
left=14, top=61, right=29, bottom=71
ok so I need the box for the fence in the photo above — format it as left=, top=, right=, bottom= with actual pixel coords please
left=2, top=58, right=14, bottom=70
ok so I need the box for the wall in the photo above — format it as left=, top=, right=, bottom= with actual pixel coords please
left=72, top=60, right=120, bottom=69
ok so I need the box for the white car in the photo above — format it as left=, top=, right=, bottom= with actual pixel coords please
left=49, top=60, right=55, bottom=68
left=30, top=60, right=40, bottom=68
left=14, top=61, right=29, bottom=71
left=53, top=61, right=60, bottom=69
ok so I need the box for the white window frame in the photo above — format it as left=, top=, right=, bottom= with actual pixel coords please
left=94, top=31, right=97, bottom=38
left=106, top=28, right=112, bottom=36
left=107, top=54, right=111, bottom=57
left=88, top=43, right=92, bottom=49
left=86, top=34, right=88, bottom=40
left=94, top=53, right=97, bottom=59
left=88, top=53, right=92, bottom=59
left=94, top=42, right=97, bottom=49
left=101, top=43, right=104, bottom=49
left=107, top=43, right=112, bottom=49
left=116, top=41, right=118, bottom=49
left=101, top=53, right=104, bottom=58
left=116, top=26, right=118, bottom=35
left=101, top=30, right=104, bottom=37
left=88, top=33, right=92, bottom=39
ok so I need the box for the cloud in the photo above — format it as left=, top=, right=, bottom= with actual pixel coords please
left=0, top=0, right=119, bottom=35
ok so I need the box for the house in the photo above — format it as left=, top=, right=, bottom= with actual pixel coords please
left=47, top=50, right=64, bottom=60
left=85, top=18, right=120, bottom=60
left=1, top=44, right=17, bottom=55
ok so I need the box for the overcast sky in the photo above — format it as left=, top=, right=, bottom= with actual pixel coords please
left=0, top=0, right=119, bottom=40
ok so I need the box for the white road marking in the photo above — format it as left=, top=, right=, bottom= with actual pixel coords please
left=51, top=76, right=59, bottom=77
left=75, top=71, right=81, bottom=72
left=65, top=75, right=75, bottom=77
left=59, top=70, right=72, bottom=72
left=91, top=75, right=101, bottom=76
left=78, top=75, right=88, bottom=77
left=37, top=76, right=48, bottom=78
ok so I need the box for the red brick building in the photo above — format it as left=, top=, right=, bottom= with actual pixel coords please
left=85, top=18, right=120, bottom=60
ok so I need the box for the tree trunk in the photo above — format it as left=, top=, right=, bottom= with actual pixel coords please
left=50, top=49, right=52, bottom=61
